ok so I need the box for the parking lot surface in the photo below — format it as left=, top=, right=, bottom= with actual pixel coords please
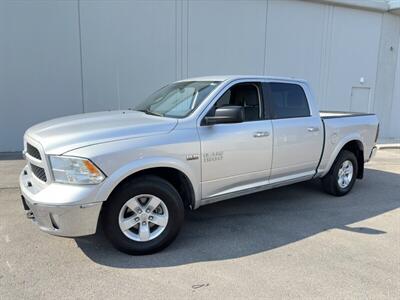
left=0, top=149, right=399, bottom=299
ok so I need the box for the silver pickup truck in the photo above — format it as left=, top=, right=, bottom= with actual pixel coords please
left=20, top=75, right=379, bottom=254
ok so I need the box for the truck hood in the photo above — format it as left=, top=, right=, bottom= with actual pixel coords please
left=25, top=110, right=178, bottom=154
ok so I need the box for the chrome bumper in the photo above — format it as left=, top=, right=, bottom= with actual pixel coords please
left=19, top=166, right=102, bottom=237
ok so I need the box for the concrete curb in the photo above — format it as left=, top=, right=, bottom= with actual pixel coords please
left=0, top=152, right=22, bottom=160
left=376, top=143, right=400, bottom=150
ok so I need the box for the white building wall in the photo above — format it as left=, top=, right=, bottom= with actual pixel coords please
left=186, top=1, right=267, bottom=76
left=0, top=1, right=84, bottom=152
left=79, top=1, right=177, bottom=112
left=324, top=6, right=382, bottom=112
left=265, top=0, right=326, bottom=106
left=390, top=37, right=400, bottom=139
left=373, top=13, right=400, bottom=139
left=1, top=0, right=399, bottom=151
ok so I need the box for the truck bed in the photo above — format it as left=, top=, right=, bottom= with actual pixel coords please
left=316, top=111, right=379, bottom=177
left=320, top=111, right=375, bottom=119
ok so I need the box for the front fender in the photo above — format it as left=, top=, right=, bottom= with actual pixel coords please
left=94, top=156, right=201, bottom=206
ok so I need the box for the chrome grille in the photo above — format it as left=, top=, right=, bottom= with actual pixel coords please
left=27, top=143, right=41, bottom=160
left=24, top=137, right=50, bottom=186
left=30, top=163, right=47, bottom=182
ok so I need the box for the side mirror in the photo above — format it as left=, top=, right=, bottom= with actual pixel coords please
left=204, top=106, right=244, bottom=125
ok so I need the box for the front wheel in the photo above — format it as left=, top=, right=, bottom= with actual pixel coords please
left=322, top=150, right=358, bottom=196
left=103, top=175, right=184, bottom=255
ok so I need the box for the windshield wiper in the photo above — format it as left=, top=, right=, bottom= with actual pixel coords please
left=138, top=109, right=164, bottom=117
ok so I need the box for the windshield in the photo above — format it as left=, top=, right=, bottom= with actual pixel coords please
left=135, top=81, right=220, bottom=118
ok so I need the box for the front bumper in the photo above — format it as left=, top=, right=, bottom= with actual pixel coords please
left=19, top=165, right=102, bottom=237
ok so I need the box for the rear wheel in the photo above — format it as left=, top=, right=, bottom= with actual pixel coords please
left=103, top=175, right=184, bottom=255
left=322, top=150, right=358, bottom=196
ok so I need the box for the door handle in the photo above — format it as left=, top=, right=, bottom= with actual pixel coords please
left=307, top=127, right=319, bottom=132
left=253, top=131, right=270, bottom=138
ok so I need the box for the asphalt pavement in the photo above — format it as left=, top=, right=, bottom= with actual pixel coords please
left=0, top=149, right=399, bottom=299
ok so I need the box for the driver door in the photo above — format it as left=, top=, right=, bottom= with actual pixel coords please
left=197, top=82, right=273, bottom=199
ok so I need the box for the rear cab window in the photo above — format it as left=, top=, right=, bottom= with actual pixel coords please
left=262, top=82, right=310, bottom=119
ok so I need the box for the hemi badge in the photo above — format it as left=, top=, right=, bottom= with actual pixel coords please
left=186, top=154, right=199, bottom=161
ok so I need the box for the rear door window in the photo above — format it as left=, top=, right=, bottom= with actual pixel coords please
left=263, top=83, right=310, bottom=119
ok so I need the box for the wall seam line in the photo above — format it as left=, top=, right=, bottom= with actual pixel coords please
left=175, top=0, right=178, bottom=81
left=181, top=0, right=184, bottom=79
left=186, top=0, right=189, bottom=78
left=382, top=16, right=400, bottom=132
left=373, top=13, right=387, bottom=114
left=263, top=0, right=269, bottom=75
left=324, top=4, right=334, bottom=109
left=77, top=0, right=85, bottom=113
left=318, top=4, right=328, bottom=108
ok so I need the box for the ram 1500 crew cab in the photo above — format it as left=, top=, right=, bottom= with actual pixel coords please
left=20, top=75, right=379, bottom=254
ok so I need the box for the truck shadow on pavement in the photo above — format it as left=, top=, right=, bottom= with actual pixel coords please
left=75, top=168, right=399, bottom=268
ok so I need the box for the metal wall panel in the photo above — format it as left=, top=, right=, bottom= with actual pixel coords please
left=324, top=6, right=382, bottom=111
left=79, top=1, right=177, bottom=112
left=0, top=1, right=83, bottom=152
left=374, top=13, right=400, bottom=138
left=389, top=38, right=400, bottom=139
left=186, top=0, right=267, bottom=77
left=0, top=0, right=399, bottom=151
left=265, top=0, right=326, bottom=105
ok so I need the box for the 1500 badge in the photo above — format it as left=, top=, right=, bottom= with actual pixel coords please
left=203, top=151, right=224, bottom=163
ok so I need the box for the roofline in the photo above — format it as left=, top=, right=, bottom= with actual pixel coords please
left=305, top=0, right=400, bottom=15
left=177, top=75, right=308, bottom=83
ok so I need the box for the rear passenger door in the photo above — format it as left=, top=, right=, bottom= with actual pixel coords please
left=262, top=82, right=323, bottom=183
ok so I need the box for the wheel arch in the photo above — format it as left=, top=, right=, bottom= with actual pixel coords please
left=322, top=138, right=365, bottom=179
left=95, top=158, right=200, bottom=210
left=341, top=140, right=364, bottom=179
left=110, top=167, right=196, bottom=210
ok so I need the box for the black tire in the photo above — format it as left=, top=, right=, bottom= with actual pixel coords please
left=322, top=150, right=358, bottom=196
left=103, top=175, right=184, bottom=255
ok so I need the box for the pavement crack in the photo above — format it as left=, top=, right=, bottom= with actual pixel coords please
left=192, top=283, right=210, bottom=290
left=0, top=187, right=19, bottom=190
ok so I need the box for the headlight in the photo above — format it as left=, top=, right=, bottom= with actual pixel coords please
left=50, top=156, right=105, bottom=184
